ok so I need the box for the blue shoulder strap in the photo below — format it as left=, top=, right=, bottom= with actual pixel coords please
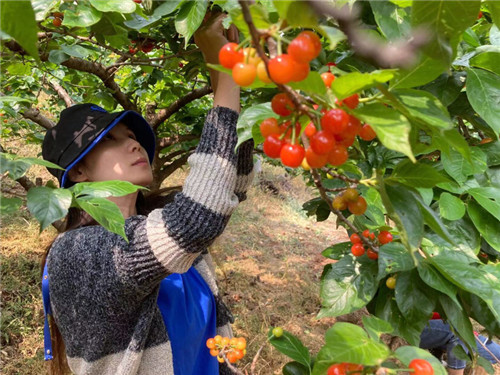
left=42, top=263, right=54, bottom=361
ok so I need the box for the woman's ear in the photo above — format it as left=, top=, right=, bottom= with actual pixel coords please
left=67, top=163, right=89, bottom=183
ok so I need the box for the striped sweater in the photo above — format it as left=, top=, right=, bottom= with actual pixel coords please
left=46, top=106, right=254, bottom=375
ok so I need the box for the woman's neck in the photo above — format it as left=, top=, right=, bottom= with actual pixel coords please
left=108, top=192, right=138, bottom=219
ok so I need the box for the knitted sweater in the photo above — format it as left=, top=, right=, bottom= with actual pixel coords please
left=46, top=106, right=254, bottom=375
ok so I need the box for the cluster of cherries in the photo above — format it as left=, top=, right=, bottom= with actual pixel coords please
left=327, top=358, right=433, bottom=375
left=349, top=229, right=393, bottom=259
left=219, top=30, right=321, bottom=87
left=129, top=39, right=156, bottom=54
left=52, top=12, right=64, bottom=27
left=332, top=188, right=367, bottom=216
left=206, top=335, right=246, bottom=364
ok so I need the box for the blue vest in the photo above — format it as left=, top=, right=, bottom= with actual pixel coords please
left=42, top=264, right=219, bottom=375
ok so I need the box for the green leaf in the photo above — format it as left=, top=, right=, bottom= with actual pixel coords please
left=273, top=0, right=317, bottom=28
left=27, top=187, right=72, bottom=231
left=389, top=160, right=451, bottom=188
left=385, top=183, right=424, bottom=251
left=75, top=197, right=126, bottom=240
left=395, top=269, right=436, bottom=324
left=460, top=290, right=500, bottom=337
left=282, top=362, right=309, bottom=375
left=0, top=153, right=63, bottom=180
left=377, top=242, right=415, bottom=281
left=466, top=68, right=500, bottom=134
left=236, top=103, right=278, bottom=148
left=60, top=44, right=92, bottom=59
left=0, top=196, right=23, bottom=215
left=480, top=141, right=500, bottom=166
left=353, top=103, right=414, bottom=161
left=229, top=3, right=270, bottom=38
left=391, top=56, right=447, bottom=89
left=124, top=1, right=182, bottom=29
left=318, top=256, right=378, bottom=318
left=175, top=0, right=208, bottom=47
left=393, top=88, right=453, bottom=129
left=420, top=72, right=466, bottom=107
left=395, top=346, right=447, bottom=375
left=467, top=187, right=500, bottom=222
left=63, top=3, right=102, bottom=27
left=0, top=0, right=39, bottom=61
left=313, top=323, right=391, bottom=374
left=432, top=128, right=472, bottom=163
left=439, top=192, right=465, bottom=220
left=268, top=329, right=311, bottom=370
left=48, top=50, right=70, bottom=64
left=418, top=261, right=460, bottom=307
left=477, top=356, right=495, bottom=375
left=331, top=70, right=396, bottom=100
left=89, top=0, right=136, bottom=13
left=362, top=315, right=393, bottom=341
left=439, top=294, right=476, bottom=351
left=486, top=0, right=500, bottom=27
left=289, top=72, right=326, bottom=97
left=322, top=242, right=350, bottom=260
left=467, top=200, right=500, bottom=252
left=318, top=26, right=346, bottom=50
left=470, top=52, right=500, bottom=76
left=370, top=0, right=411, bottom=40
left=441, top=147, right=487, bottom=184
left=70, top=180, right=144, bottom=199
left=32, top=0, right=60, bottom=21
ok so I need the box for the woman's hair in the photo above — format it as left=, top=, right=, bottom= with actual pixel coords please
left=41, top=189, right=179, bottom=375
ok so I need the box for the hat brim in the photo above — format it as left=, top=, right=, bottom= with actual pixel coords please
left=61, top=111, right=156, bottom=188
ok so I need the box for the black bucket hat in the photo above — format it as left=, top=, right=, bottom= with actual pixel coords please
left=42, top=104, right=156, bottom=188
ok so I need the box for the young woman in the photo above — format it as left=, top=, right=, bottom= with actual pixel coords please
left=40, top=15, right=253, bottom=375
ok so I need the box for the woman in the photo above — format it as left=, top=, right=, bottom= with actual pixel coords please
left=40, top=15, right=254, bottom=375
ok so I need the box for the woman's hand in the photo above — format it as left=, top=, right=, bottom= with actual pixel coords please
left=194, top=12, right=240, bottom=112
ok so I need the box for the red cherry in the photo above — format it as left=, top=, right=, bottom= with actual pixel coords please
left=310, top=130, right=336, bottom=155
left=298, top=31, right=321, bottom=56
left=378, top=231, right=393, bottom=245
left=343, top=116, right=362, bottom=137
left=327, top=144, right=348, bottom=166
left=409, top=359, right=434, bottom=375
left=291, top=60, right=310, bottom=82
left=288, top=35, right=319, bottom=63
left=304, top=122, right=317, bottom=137
left=321, top=109, right=349, bottom=134
left=367, top=249, right=379, bottom=260
left=351, top=243, right=365, bottom=257
left=321, top=72, right=335, bottom=88
left=263, top=134, right=284, bottom=159
left=271, top=93, right=295, bottom=116
left=219, top=43, right=244, bottom=69
left=359, top=124, right=376, bottom=141
left=350, top=233, right=361, bottom=244
left=268, top=54, right=295, bottom=84
left=305, top=147, right=328, bottom=168
left=280, top=144, right=305, bottom=168
left=341, top=94, right=359, bottom=109
left=259, top=118, right=280, bottom=138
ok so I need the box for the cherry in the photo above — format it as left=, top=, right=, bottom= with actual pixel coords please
left=343, top=188, right=359, bottom=203
left=232, top=62, right=256, bottom=87
left=338, top=94, right=359, bottom=109
left=52, top=17, right=62, bottom=27
left=280, top=144, right=305, bottom=168
left=206, top=338, right=216, bottom=349
left=362, top=229, right=370, bottom=238
left=304, top=122, right=317, bottom=137
left=243, top=47, right=260, bottom=66
left=219, top=43, right=244, bottom=69
left=129, top=46, right=138, bottom=54
left=263, top=134, right=284, bottom=158
left=378, top=231, right=393, bottom=245
left=359, top=124, right=376, bottom=141
left=298, top=31, right=321, bottom=56
left=367, top=249, right=379, bottom=260
left=321, top=72, right=335, bottom=88
left=327, top=363, right=363, bottom=375
left=350, top=233, right=361, bottom=244
left=351, top=243, right=365, bottom=257
left=268, top=54, right=295, bottom=84
left=291, top=60, right=310, bottom=82
left=343, top=116, right=362, bottom=137
left=310, top=130, right=336, bottom=155
left=257, top=61, right=272, bottom=83
left=347, top=196, right=367, bottom=215
left=260, top=118, right=280, bottom=138
left=321, top=109, right=349, bottom=134
left=305, top=147, right=328, bottom=168
left=272, top=327, right=284, bottom=337
left=288, top=35, right=319, bottom=63
left=53, top=12, right=64, bottom=18
left=409, top=359, right=434, bottom=375
left=141, top=41, right=154, bottom=53
left=327, top=144, right=348, bottom=166
left=133, top=0, right=142, bottom=3
left=271, top=93, right=294, bottom=116
left=332, top=195, right=347, bottom=210
left=386, top=276, right=396, bottom=289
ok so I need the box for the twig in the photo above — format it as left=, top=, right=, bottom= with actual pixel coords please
left=250, top=343, right=265, bottom=375
left=20, top=108, right=55, bottom=130
left=305, top=0, right=429, bottom=69
left=475, top=335, right=500, bottom=364
left=49, top=80, right=75, bottom=107
left=324, top=169, right=360, bottom=184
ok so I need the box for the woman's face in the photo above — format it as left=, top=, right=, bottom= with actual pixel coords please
left=74, top=123, right=154, bottom=187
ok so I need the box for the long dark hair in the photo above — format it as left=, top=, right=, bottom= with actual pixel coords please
left=41, top=189, right=179, bottom=375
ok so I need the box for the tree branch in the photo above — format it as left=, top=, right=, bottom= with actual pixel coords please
left=49, top=80, right=74, bottom=107
left=158, top=134, right=199, bottom=149
left=149, top=86, right=213, bottom=129
left=305, top=0, right=428, bottom=69
left=21, top=108, right=55, bottom=130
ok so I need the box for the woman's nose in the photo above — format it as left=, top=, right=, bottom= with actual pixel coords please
left=128, top=138, right=142, bottom=152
